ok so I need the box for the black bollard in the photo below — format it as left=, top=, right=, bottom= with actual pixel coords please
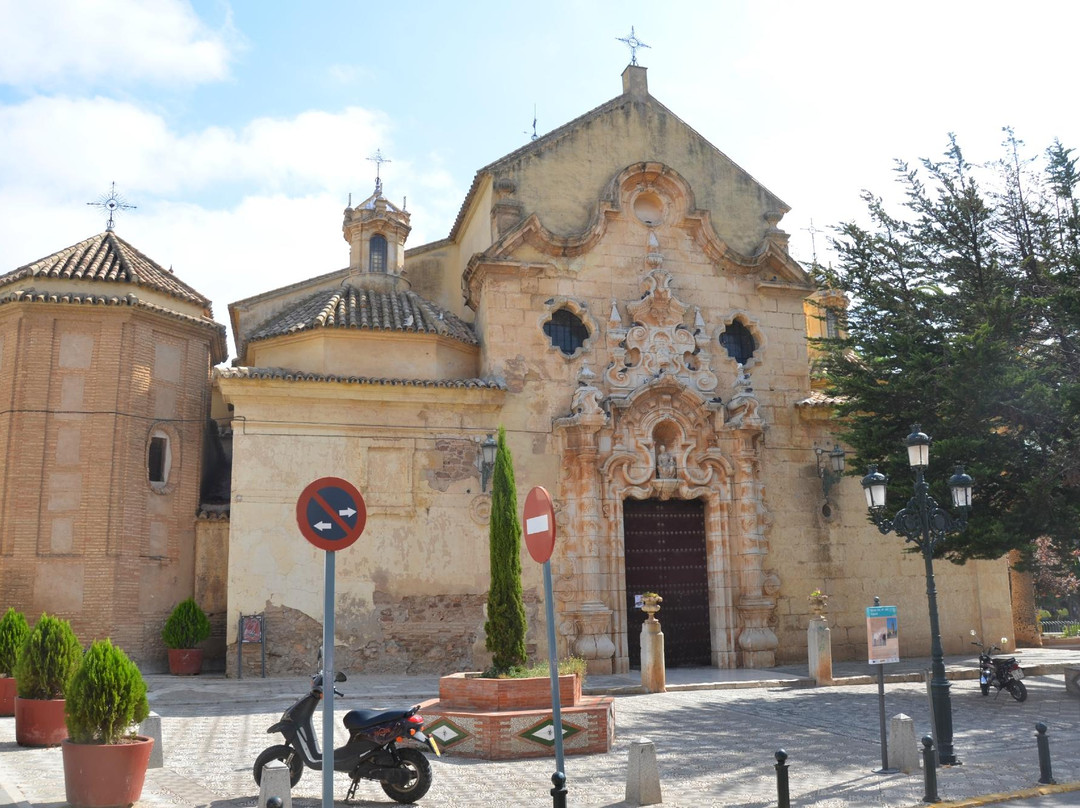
left=775, top=749, right=790, bottom=808
left=266, top=799, right=283, bottom=808
left=1036, top=722, right=1055, bottom=785
left=551, top=770, right=567, bottom=808
left=922, top=735, right=939, bottom=803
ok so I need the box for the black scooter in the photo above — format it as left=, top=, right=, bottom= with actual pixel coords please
left=253, top=662, right=439, bottom=804
left=969, top=629, right=1027, bottom=702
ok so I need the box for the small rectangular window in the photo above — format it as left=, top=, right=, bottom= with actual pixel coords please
left=149, top=436, right=167, bottom=483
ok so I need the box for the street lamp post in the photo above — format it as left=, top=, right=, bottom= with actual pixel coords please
left=861, top=425, right=974, bottom=766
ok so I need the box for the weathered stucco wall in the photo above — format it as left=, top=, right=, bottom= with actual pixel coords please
left=219, top=379, right=517, bottom=674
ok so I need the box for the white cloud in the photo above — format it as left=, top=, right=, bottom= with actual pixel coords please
left=0, top=0, right=234, bottom=88
left=0, top=96, right=394, bottom=197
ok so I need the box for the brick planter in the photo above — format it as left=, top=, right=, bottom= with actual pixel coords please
left=421, top=672, right=614, bottom=760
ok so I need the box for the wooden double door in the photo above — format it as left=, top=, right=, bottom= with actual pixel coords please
left=623, top=497, right=712, bottom=668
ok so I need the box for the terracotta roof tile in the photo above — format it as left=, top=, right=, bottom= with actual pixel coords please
left=247, top=283, right=478, bottom=346
left=1, top=232, right=211, bottom=307
left=216, top=366, right=505, bottom=390
left=795, top=390, right=846, bottom=408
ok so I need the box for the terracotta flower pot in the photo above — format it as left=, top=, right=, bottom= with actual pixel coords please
left=63, top=735, right=153, bottom=808
left=0, top=677, right=15, bottom=716
left=15, top=696, right=68, bottom=747
left=167, top=648, right=203, bottom=675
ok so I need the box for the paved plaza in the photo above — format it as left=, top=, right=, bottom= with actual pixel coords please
left=1, top=649, right=1078, bottom=807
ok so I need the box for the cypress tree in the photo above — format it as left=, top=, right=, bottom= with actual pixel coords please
left=483, top=426, right=528, bottom=673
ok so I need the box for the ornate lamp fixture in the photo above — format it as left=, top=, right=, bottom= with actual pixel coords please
left=815, top=443, right=846, bottom=500
left=860, top=424, right=974, bottom=766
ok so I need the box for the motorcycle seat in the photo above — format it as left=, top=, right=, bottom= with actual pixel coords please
left=343, top=708, right=413, bottom=730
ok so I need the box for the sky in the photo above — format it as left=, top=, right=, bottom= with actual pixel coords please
left=2, top=1, right=1079, bottom=361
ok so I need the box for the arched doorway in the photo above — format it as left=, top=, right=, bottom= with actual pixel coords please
left=623, top=497, right=711, bottom=667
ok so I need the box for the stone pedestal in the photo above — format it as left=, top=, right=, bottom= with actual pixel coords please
left=640, top=619, right=666, bottom=694
left=570, top=600, right=617, bottom=676
left=888, top=714, right=918, bottom=774
left=807, top=616, right=832, bottom=685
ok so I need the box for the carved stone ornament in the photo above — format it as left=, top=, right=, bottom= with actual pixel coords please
left=606, top=268, right=718, bottom=394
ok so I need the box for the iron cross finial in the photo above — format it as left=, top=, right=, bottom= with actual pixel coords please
left=617, top=26, right=650, bottom=66
left=367, top=149, right=392, bottom=195
left=87, top=182, right=136, bottom=231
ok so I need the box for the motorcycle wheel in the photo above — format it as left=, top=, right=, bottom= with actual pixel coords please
left=253, top=744, right=304, bottom=787
left=380, top=747, right=432, bottom=804
left=1008, top=679, right=1028, bottom=703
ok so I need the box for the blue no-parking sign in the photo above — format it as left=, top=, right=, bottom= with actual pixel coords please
left=295, top=476, right=367, bottom=551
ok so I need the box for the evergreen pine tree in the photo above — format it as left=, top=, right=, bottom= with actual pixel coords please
left=483, top=426, right=527, bottom=673
left=819, top=132, right=1080, bottom=562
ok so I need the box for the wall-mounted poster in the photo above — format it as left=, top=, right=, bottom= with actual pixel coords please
left=867, top=605, right=899, bottom=664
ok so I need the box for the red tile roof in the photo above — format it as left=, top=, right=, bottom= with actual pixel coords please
left=1, top=231, right=212, bottom=308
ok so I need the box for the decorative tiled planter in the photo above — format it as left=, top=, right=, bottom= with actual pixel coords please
left=421, top=672, right=614, bottom=760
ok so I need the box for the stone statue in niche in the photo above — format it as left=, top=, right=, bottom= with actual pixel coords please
left=655, top=444, right=677, bottom=479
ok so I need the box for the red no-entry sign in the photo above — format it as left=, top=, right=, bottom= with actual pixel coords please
left=296, top=477, right=367, bottom=551
left=523, top=485, right=556, bottom=564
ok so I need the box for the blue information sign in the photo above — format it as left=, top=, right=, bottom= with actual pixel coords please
left=866, top=605, right=899, bottom=664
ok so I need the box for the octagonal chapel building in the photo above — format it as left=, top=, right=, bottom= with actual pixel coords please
left=217, top=66, right=1016, bottom=676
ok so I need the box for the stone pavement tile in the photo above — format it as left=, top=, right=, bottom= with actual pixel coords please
left=2, top=664, right=1078, bottom=807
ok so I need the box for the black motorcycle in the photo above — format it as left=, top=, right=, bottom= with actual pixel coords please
left=970, top=630, right=1027, bottom=702
left=253, top=665, right=439, bottom=803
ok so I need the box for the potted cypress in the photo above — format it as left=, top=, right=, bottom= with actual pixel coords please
left=162, top=597, right=211, bottom=675
left=0, top=607, right=30, bottom=715
left=13, top=613, right=82, bottom=746
left=62, top=638, right=152, bottom=808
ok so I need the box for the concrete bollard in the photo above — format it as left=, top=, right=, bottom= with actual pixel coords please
left=258, top=761, right=292, bottom=808
left=888, top=714, right=918, bottom=774
left=138, top=711, right=163, bottom=769
left=625, top=737, right=662, bottom=806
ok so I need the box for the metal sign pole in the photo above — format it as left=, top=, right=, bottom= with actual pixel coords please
left=543, top=559, right=567, bottom=807
left=322, top=550, right=335, bottom=808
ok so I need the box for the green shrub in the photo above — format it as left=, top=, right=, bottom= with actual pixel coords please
left=65, top=639, right=149, bottom=745
left=1063, top=623, right=1080, bottom=638
left=161, top=598, right=211, bottom=649
left=14, top=614, right=82, bottom=699
left=483, top=426, right=527, bottom=674
left=0, top=608, right=30, bottom=677
left=483, top=656, right=587, bottom=682
left=1036, top=609, right=1052, bottom=623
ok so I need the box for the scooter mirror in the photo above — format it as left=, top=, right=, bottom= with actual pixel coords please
left=1000, top=637, right=1008, bottom=647
left=969, top=629, right=977, bottom=636
left=335, top=671, right=347, bottom=683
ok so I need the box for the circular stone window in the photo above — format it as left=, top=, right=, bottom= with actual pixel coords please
left=633, top=191, right=664, bottom=226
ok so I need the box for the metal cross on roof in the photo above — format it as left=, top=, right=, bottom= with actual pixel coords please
left=87, top=182, right=136, bottom=231
left=617, top=26, right=650, bottom=66
left=367, top=149, right=391, bottom=195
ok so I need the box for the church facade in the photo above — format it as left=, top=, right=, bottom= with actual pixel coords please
left=213, top=66, right=1017, bottom=676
